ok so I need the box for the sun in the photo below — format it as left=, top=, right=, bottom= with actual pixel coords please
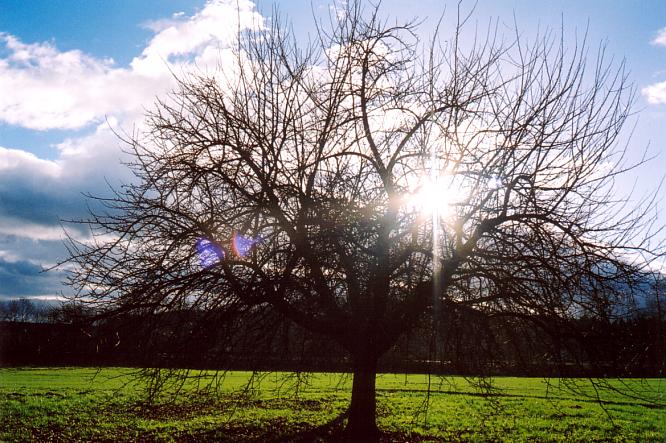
left=405, top=175, right=461, bottom=219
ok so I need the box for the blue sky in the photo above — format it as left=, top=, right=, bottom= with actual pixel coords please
left=0, top=0, right=665, bottom=300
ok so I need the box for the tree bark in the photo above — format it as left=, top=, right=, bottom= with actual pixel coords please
left=345, top=355, right=380, bottom=439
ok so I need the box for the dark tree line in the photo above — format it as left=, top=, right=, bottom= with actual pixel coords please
left=2, top=293, right=663, bottom=378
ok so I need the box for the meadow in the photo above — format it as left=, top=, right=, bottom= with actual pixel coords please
left=0, top=367, right=664, bottom=442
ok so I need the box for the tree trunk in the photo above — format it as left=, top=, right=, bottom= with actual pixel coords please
left=345, top=355, right=380, bottom=439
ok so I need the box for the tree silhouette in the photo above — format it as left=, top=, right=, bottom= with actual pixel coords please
left=0, top=298, right=38, bottom=322
left=62, top=2, right=662, bottom=437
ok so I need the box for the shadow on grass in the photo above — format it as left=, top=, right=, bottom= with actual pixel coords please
left=175, top=411, right=441, bottom=443
left=172, top=412, right=349, bottom=442
left=76, top=393, right=528, bottom=442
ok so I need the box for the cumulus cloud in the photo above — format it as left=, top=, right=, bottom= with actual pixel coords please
left=142, top=11, right=188, bottom=33
left=0, top=121, right=131, bottom=230
left=0, top=34, right=154, bottom=130
left=643, top=27, right=666, bottom=104
left=642, top=81, right=666, bottom=105
left=652, top=27, right=666, bottom=46
left=0, top=145, right=61, bottom=178
left=0, top=0, right=266, bottom=298
left=0, top=0, right=263, bottom=130
left=0, top=0, right=263, bottom=228
left=131, top=0, right=262, bottom=76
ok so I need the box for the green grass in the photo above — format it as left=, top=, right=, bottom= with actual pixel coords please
left=0, top=368, right=664, bottom=442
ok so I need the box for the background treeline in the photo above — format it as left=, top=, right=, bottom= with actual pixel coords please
left=1, top=297, right=663, bottom=377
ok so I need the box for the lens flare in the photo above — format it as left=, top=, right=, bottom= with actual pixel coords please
left=196, top=233, right=263, bottom=268
left=231, top=232, right=262, bottom=257
left=195, top=237, right=225, bottom=268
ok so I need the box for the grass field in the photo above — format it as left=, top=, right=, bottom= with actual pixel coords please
left=0, top=368, right=664, bottom=442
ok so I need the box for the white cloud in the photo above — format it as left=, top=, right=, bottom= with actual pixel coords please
left=0, top=249, right=21, bottom=262
left=24, top=295, right=68, bottom=301
left=0, top=120, right=132, bottom=210
left=0, top=216, right=66, bottom=241
left=130, top=0, right=263, bottom=78
left=53, top=119, right=134, bottom=185
left=0, top=0, right=263, bottom=196
left=0, top=146, right=61, bottom=178
left=643, top=27, right=666, bottom=105
left=0, top=248, right=56, bottom=269
left=642, top=80, right=666, bottom=105
left=0, top=0, right=264, bottom=242
left=652, top=27, right=666, bottom=46
left=136, top=0, right=261, bottom=59
left=142, top=11, right=187, bottom=33
left=0, top=34, right=155, bottom=130
left=0, top=0, right=263, bottom=130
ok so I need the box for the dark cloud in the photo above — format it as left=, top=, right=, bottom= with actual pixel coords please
left=0, top=125, right=136, bottom=301
left=0, top=183, right=90, bottom=226
left=0, top=257, right=66, bottom=298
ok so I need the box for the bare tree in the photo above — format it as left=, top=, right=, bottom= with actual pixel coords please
left=62, top=2, right=662, bottom=437
left=0, top=298, right=39, bottom=322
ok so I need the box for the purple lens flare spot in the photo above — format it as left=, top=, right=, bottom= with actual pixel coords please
left=196, top=237, right=225, bottom=268
left=232, top=232, right=262, bottom=257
